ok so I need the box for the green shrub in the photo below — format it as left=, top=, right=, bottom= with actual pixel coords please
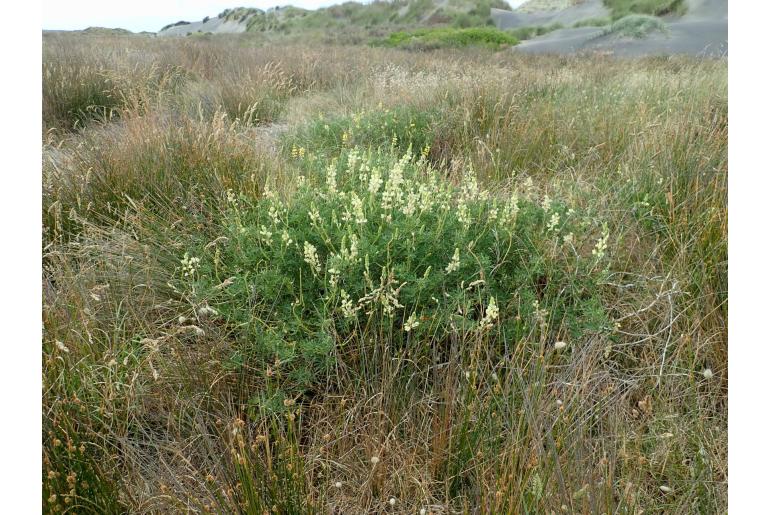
left=572, top=16, right=612, bottom=28
left=603, top=0, right=686, bottom=19
left=185, top=148, right=610, bottom=402
left=377, top=27, right=519, bottom=50
left=605, top=14, right=667, bottom=38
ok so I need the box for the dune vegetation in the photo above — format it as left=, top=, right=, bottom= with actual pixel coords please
left=43, top=32, right=727, bottom=513
left=605, top=14, right=667, bottom=38
left=377, top=27, right=519, bottom=49
left=161, top=1, right=514, bottom=41
left=603, top=0, right=688, bottom=19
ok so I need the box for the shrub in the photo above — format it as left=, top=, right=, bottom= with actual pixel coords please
left=603, top=0, right=687, bottom=19
left=185, top=148, right=611, bottom=402
left=377, top=27, right=519, bottom=50
left=572, top=16, right=612, bottom=28
left=605, top=14, right=667, bottom=38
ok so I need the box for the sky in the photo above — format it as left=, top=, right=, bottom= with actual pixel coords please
left=42, top=0, right=343, bottom=32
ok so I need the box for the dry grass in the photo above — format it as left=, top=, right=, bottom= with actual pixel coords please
left=43, top=33, right=726, bottom=514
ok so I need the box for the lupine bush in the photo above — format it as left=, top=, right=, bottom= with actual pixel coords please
left=177, top=147, right=611, bottom=404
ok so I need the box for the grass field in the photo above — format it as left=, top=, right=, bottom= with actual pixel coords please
left=42, top=32, right=727, bottom=513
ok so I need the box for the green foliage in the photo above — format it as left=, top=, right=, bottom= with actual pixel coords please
left=603, top=0, right=687, bottom=19
left=605, top=14, right=667, bottom=38
left=282, top=106, right=436, bottom=161
left=572, top=16, right=612, bottom=28
left=190, top=148, right=609, bottom=400
left=377, top=26, right=519, bottom=49
left=219, top=7, right=262, bottom=22
left=160, top=20, right=190, bottom=31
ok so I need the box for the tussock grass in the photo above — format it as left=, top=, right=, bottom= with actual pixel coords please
left=43, top=34, right=727, bottom=514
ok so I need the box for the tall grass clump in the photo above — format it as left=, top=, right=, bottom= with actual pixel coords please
left=42, top=39, right=187, bottom=132
left=43, top=112, right=278, bottom=243
left=282, top=106, right=436, bottom=161
left=42, top=62, right=123, bottom=132
left=216, top=62, right=301, bottom=125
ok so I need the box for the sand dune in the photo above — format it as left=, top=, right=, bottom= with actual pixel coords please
left=158, top=17, right=249, bottom=37
left=509, top=0, right=727, bottom=57
left=491, top=0, right=609, bottom=29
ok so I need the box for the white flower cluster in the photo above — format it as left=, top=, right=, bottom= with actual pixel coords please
left=342, top=191, right=367, bottom=225
left=478, top=297, right=499, bottom=330
left=281, top=229, right=293, bottom=246
left=325, top=162, right=338, bottom=196
left=357, top=269, right=405, bottom=317
left=592, top=223, right=610, bottom=260
left=547, top=211, right=560, bottom=232
left=404, top=312, right=419, bottom=332
left=309, top=205, right=321, bottom=226
left=339, top=289, right=359, bottom=318
left=259, top=225, right=273, bottom=244
left=226, top=188, right=238, bottom=207
left=498, top=191, right=520, bottom=230
left=380, top=152, right=410, bottom=219
left=368, top=166, right=383, bottom=195
left=181, top=252, right=201, bottom=278
left=338, top=233, right=359, bottom=263
left=445, top=248, right=461, bottom=274
left=303, top=241, right=322, bottom=275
